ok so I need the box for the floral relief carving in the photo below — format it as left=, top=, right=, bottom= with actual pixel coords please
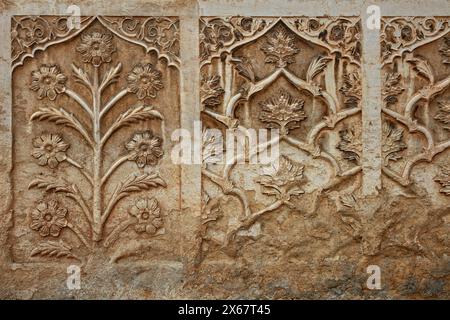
left=30, top=65, right=67, bottom=100
left=30, top=200, right=68, bottom=238
left=382, top=121, right=407, bottom=165
left=337, top=128, right=362, bottom=164
left=11, top=16, right=180, bottom=70
left=258, top=90, right=306, bottom=135
left=439, top=35, right=450, bottom=64
left=200, top=74, right=225, bottom=109
left=128, top=197, right=164, bottom=235
left=76, top=31, right=116, bottom=67
left=256, top=155, right=305, bottom=206
left=11, top=16, right=179, bottom=262
left=199, top=16, right=362, bottom=263
left=127, top=63, right=164, bottom=100
left=31, top=133, right=69, bottom=168
left=261, top=26, right=300, bottom=68
left=381, top=17, right=450, bottom=187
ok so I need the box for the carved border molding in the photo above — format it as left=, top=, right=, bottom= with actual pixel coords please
left=11, top=15, right=180, bottom=71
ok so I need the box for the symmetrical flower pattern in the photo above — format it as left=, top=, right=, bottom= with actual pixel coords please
left=128, top=197, right=163, bottom=234
left=127, top=63, right=163, bottom=99
left=30, top=65, right=66, bottom=100
left=76, top=31, right=116, bottom=67
left=125, top=131, right=164, bottom=168
left=259, top=90, right=306, bottom=135
left=30, top=200, right=68, bottom=237
left=31, top=133, right=69, bottom=168
left=261, top=27, right=299, bottom=68
left=18, top=16, right=178, bottom=261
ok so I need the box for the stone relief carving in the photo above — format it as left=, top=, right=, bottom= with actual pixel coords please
left=11, top=16, right=180, bottom=263
left=380, top=17, right=450, bottom=187
left=198, top=16, right=362, bottom=264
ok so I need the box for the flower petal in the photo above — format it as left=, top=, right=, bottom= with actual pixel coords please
left=39, top=225, right=50, bottom=237
left=49, top=224, right=61, bottom=237
left=48, top=157, right=59, bottom=168
left=47, top=88, right=57, bottom=101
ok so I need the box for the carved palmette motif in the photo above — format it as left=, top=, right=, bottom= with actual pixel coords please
left=380, top=17, right=450, bottom=187
left=12, top=16, right=180, bottom=262
left=199, top=16, right=362, bottom=261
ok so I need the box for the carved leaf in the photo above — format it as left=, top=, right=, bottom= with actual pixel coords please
left=116, top=172, right=167, bottom=197
left=434, top=101, right=450, bottom=130
left=71, top=64, right=91, bottom=87
left=382, top=72, right=404, bottom=105
left=435, top=165, right=450, bottom=195
left=337, top=129, right=362, bottom=163
left=30, top=106, right=92, bottom=146
left=406, top=56, right=435, bottom=84
left=114, top=105, right=163, bottom=128
left=382, top=121, right=407, bottom=163
left=261, top=27, right=299, bottom=68
left=257, top=155, right=305, bottom=201
left=100, top=63, right=122, bottom=89
left=31, top=241, right=75, bottom=259
left=306, top=56, right=331, bottom=83
left=259, top=90, right=306, bottom=135
left=28, top=176, right=76, bottom=194
left=200, top=75, right=225, bottom=108
left=340, top=193, right=357, bottom=209
left=232, top=57, right=256, bottom=82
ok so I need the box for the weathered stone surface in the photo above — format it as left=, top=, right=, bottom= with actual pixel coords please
left=1, top=0, right=450, bottom=300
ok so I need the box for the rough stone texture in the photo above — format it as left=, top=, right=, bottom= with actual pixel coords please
left=1, top=0, right=450, bottom=299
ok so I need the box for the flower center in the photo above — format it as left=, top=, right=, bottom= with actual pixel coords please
left=141, top=212, right=150, bottom=220
left=139, top=143, right=149, bottom=151
left=140, top=76, right=150, bottom=84
left=92, top=42, right=100, bottom=50
left=44, top=143, right=54, bottom=152
left=43, top=213, right=53, bottom=222
left=43, top=76, right=53, bottom=85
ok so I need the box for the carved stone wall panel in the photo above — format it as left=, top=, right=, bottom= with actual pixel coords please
left=196, top=16, right=365, bottom=295
left=2, top=0, right=450, bottom=301
left=10, top=16, right=181, bottom=264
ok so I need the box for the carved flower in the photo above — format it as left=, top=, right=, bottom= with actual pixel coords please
left=30, top=200, right=68, bottom=237
left=339, top=72, right=361, bottom=108
left=128, top=197, right=163, bottom=234
left=337, top=128, right=362, bottom=163
left=439, top=36, right=450, bottom=64
left=30, top=65, right=66, bottom=100
left=382, top=121, right=407, bottom=164
left=76, top=31, right=115, bottom=67
left=256, top=155, right=305, bottom=205
left=261, top=27, right=299, bottom=68
left=200, top=75, right=224, bottom=108
left=259, top=90, right=306, bottom=135
left=32, top=133, right=69, bottom=169
left=382, top=72, right=404, bottom=106
left=434, top=101, right=450, bottom=130
left=127, top=63, right=163, bottom=100
left=126, top=131, right=163, bottom=168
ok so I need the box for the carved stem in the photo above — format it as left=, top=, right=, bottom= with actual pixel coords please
left=92, top=67, right=103, bottom=242
left=66, top=190, right=92, bottom=225
left=65, top=157, right=93, bottom=186
left=100, top=89, right=128, bottom=119
left=101, top=155, right=128, bottom=186
left=224, top=200, right=283, bottom=246
left=103, top=218, right=135, bottom=247
left=67, top=222, right=91, bottom=249
left=65, top=89, right=93, bottom=119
